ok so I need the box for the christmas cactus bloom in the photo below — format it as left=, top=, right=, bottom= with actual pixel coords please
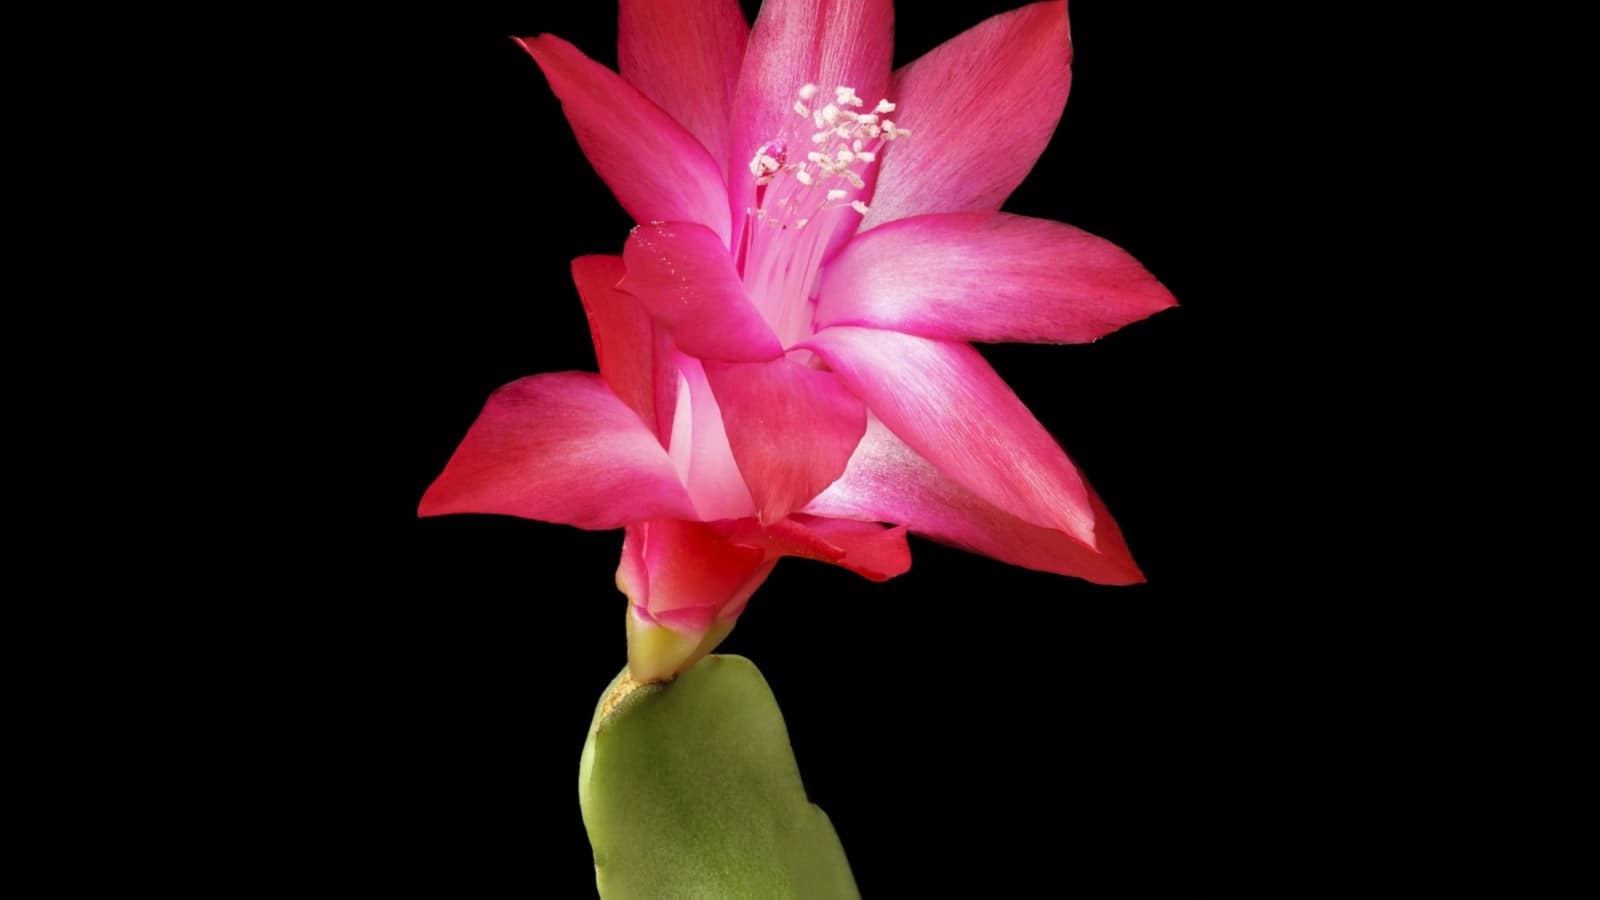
left=420, top=0, right=1175, bottom=681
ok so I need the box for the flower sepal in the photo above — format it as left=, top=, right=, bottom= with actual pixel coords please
left=625, top=606, right=736, bottom=683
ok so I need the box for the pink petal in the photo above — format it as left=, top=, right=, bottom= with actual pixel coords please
left=802, top=326, right=1095, bottom=546
left=570, top=255, right=656, bottom=429
left=419, top=372, right=696, bottom=529
left=617, top=222, right=783, bottom=363
left=674, top=355, right=759, bottom=521
left=805, top=418, right=1142, bottom=584
left=618, top=0, right=749, bottom=175
left=703, top=358, right=867, bottom=523
left=817, top=212, right=1176, bottom=343
left=859, top=1, right=1071, bottom=231
left=516, top=34, right=733, bottom=247
left=727, top=0, right=894, bottom=249
left=620, top=519, right=772, bottom=629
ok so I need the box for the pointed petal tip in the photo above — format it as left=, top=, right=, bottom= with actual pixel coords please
left=509, top=34, right=542, bottom=56
left=516, top=34, right=733, bottom=245
left=416, top=482, right=443, bottom=518
left=1093, top=552, right=1146, bottom=586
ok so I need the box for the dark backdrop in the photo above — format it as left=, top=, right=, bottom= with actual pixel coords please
left=326, top=2, right=1312, bottom=896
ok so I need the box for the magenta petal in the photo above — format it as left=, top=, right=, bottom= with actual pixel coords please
left=817, top=212, right=1176, bottom=343
left=516, top=34, right=733, bottom=247
left=803, top=327, right=1095, bottom=545
left=618, top=222, right=784, bottom=363
left=570, top=255, right=657, bottom=429
left=419, top=372, right=696, bottom=529
left=619, top=0, right=749, bottom=175
left=703, top=358, right=867, bottom=523
left=860, top=1, right=1071, bottom=231
left=572, top=255, right=681, bottom=442
left=805, top=418, right=1142, bottom=584
left=727, top=0, right=894, bottom=248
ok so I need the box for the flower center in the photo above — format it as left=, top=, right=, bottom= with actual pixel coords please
left=738, top=84, right=907, bottom=347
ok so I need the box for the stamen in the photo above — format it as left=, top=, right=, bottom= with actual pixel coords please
left=739, top=83, right=909, bottom=345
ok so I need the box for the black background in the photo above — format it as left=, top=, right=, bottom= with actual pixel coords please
left=317, top=2, right=1323, bottom=896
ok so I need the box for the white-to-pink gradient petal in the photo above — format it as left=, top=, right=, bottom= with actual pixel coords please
left=618, top=0, right=749, bottom=177
left=803, top=326, right=1096, bottom=546
left=617, top=222, right=784, bottom=363
left=859, top=1, right=1071, bottom=231
left=517, top=34, right=733, bottom=247
left=805, top=417, right=1142, bottom=584
left=672, top=355, right=760, bottom=522
left=703, top=358, right=867, bottom=523
left=817, top=212, right=1176, bottom=343
left=418, top=372, right=697, bottom=529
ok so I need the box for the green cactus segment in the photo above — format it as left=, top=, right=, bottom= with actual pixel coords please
left=580, top=655, right=860, bottom=900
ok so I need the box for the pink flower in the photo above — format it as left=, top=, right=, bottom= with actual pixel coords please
left=419, top=0, right=1175, bottom=680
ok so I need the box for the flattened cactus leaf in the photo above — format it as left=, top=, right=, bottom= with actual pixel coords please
left=579, top=655, right=859, bottom=900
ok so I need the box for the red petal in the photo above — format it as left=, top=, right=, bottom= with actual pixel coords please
left=704, top=358, right=867, bottom=523
left=860, top=1, right=1071, bottom=230
left=571, top=255, right=654, bottom=428
left=717, top=516, right=911, bottom=616
left=778, top=516, right=911, bottom=582
left=817, top=212, right=1176, bottom=343
left=619, top=0, right=749, bottom=175
left=619, top=519, right=773, bottom=628
left=618, top=222, right=783, bottom=363
left=805, top=418, right=1142, bottom=584
left=419, top=373, right=696, bottom=529
left=803, top=327, right=1095, bottom=545
left=516, top=34, right=733, bottom=247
